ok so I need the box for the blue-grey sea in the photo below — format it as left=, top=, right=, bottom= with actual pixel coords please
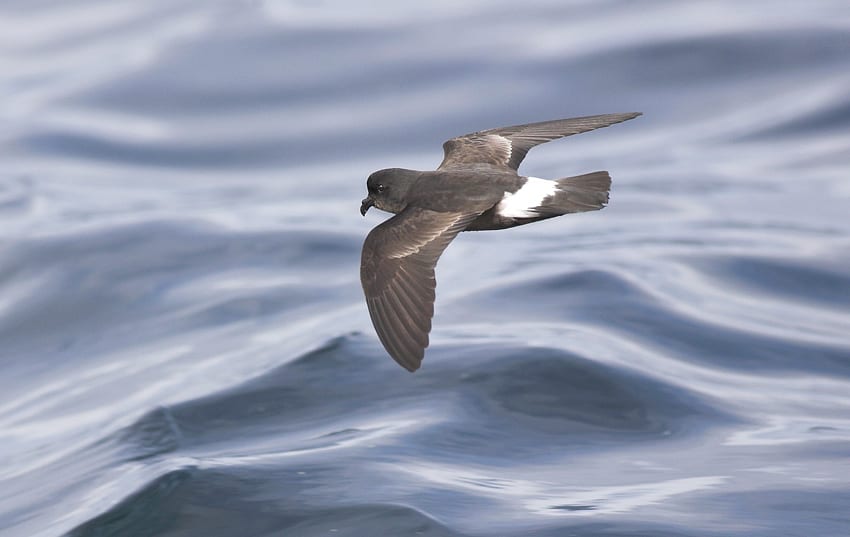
left=2, top=1, right=850, bottom=536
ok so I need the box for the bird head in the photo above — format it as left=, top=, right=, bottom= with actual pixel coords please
left=361, top=168, right=417, bottom=216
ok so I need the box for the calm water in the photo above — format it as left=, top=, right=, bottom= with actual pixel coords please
left=2, top=1, right=850, bottom=536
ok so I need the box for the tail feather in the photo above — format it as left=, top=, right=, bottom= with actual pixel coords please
left=537, top=171, right=611, bottom=215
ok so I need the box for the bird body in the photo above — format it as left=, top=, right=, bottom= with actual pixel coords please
left=359, top=112, right=641, bottom=371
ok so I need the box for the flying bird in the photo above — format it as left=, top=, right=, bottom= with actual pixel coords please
left=359, top=112, right=641, bottom=371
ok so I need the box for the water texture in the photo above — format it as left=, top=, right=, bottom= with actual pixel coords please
left=1, top=1, right=849, bottom=536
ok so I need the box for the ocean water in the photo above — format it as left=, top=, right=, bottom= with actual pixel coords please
left=2, top=1, right=850, bottom=536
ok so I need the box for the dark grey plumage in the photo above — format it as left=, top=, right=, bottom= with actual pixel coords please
left=439, top=112, right=641, bottom=171
left=360, top=112, right=641, bottom=371
left=360, top=209, right=480, bottom=371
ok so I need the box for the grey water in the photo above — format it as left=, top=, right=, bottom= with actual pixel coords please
left=2, top=1, right=850, bottom=536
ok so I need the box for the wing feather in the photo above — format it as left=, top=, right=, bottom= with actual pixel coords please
left=361, top=207, right=479, bottom=371
left=439, top=112, right=641, bottom=171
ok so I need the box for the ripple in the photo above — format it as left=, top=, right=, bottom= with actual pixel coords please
left=3, top=0, right=850, bottom=536
left=65, top=466, right=463, bottom=537
left=462, top=269, right=850, bottom=376
left=691, top=254, right=850, bottom=310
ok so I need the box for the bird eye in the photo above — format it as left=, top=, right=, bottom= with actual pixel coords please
left=376, top=184, right=386, bottom=193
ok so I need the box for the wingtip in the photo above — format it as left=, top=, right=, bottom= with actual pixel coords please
left=614, top=112, right=641, bottom=121
left=396, top=350, right=423, bottom=372
left=609, top=112, right=642, bottom=125
left=390, top=353, right=421, bottom=372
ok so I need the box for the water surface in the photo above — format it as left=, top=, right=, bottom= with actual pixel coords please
left=1, top=1, right=850, bottom=536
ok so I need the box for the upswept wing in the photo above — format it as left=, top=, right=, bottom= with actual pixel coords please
left=439, top=112, right=641, bottom=171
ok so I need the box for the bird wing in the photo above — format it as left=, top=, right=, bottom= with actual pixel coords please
left=361, top=207, right=480, bottom=371
left=438, top=112, right=641, bottom=171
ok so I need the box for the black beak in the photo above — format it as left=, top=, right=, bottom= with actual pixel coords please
left=360, top=197, right=374, bottom=216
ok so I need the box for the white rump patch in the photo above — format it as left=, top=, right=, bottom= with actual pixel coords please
left=496, top=177, right=557, bottom=218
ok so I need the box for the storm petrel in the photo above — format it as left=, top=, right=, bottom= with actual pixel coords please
left=360, top=112, right=641, bottom=371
